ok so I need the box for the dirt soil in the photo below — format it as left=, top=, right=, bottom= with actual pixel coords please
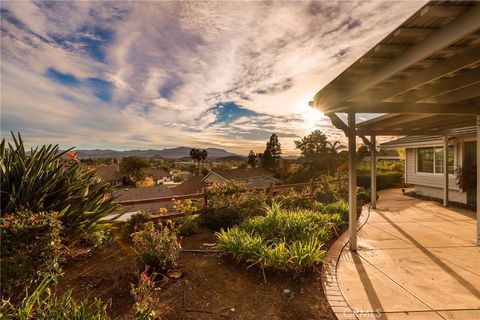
left=59, top=227, right=336, bottom=320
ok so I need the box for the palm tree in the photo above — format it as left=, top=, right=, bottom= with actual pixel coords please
left=190, top=148, right=199, bottom=174
left=327, top=141, right=342, bottom=177
left=199, top=149, right=208, bottom=172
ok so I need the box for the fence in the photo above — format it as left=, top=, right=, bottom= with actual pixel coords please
left=113, top=176, right=348, bottom=220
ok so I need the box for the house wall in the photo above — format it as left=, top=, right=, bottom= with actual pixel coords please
left=236, top=176, right=275, bottom=189
left=414, top=185, right=467, bottom=204
left=406, top=144, right=467, bottom=204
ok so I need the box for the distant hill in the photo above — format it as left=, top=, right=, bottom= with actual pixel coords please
left=74, top=147, right=240, bottom=159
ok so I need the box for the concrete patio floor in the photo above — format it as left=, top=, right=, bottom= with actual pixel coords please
left=337, top=189, right=480, bottom=320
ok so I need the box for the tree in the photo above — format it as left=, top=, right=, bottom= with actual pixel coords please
left=199, top=149, right=208, bottom=172
left=261, top=134, right=282, bottom=169
left=357, top=145, right=370, bottom=161
left=294, top=130, right=329, bottom=172
left=120, top=156, right=151, bottom=182
left=247, top=150, right=257, bottom=168
left=190, top=148, right=208, bottom=175
left=327, top=140, right=343, bottom=176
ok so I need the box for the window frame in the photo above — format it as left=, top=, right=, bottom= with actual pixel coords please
left=416, top=145, right=455, bottom=175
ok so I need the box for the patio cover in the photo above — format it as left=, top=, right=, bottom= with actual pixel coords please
left=309, top=1, right=480, bottom=249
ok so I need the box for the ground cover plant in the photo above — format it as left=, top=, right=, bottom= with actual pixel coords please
left=216, top=203, right=344, bottom=279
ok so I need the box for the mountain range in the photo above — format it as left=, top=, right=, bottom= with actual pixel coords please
left=73, top=147, right=241, bottom=159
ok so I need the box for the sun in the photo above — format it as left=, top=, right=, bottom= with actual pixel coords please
left=300, top=104, right=323, bottom=132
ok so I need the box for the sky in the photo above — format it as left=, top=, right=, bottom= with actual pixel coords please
left=1, top=1, right=425, bottom=155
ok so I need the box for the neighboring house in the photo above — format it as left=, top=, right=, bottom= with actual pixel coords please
left=95, top=164, right=123, bottom=186
left=147, top=168, right=173, bottom=185
left=112, top=185, right=175, bottom=214
left=171, top=175, right=205, bottom=195
left=381, top=128, right=477, bottom=205
left=202, top=168, right=280, bottom=189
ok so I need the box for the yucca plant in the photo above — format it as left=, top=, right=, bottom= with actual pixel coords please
left=0, top=133, right=119, bottom=244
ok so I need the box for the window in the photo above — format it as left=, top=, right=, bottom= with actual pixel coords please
left=417, top=146, right=454, bottom=174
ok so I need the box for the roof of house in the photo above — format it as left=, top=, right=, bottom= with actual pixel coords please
left=148, top=168, right=170, bottom=179
left=205, top=168, right=273, bottom=180
left=95, top=165, right=122, bottom=181
left=381, top=126, right=477, bottom=148
left=112, top=185, right=174, bottom=202
left=171, top=176, right=205, bottom=195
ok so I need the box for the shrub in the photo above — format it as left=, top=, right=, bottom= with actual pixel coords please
left=274, top=188, right=314, bottom=210
left=174, top=200, right=199, bottom=236
left=357, top=172, right=403, bottom=190
left=126, top=212, right=151, bottom=235
left=82, top=229, right=111, bottom=247
left=0, top=276, right=111, bottom=319
left=1, top=210, right=62, bottom=298
left=216, top=203, right=344, bottom=276
left=0, top=134, right=119, bottom=244
left=314, top=200, right=349, bottom=218
left=130, top=270, right=158, bottom=320
left=357, top=187, right=372, bottom=204
left=313, top=183, right=338, bottom=203
left=132, top=222, right=180, bottom=272
left=204, top=181, right=267, bottom=230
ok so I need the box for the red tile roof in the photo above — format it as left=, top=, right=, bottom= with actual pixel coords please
left=171, top=176, right=205, bottom=195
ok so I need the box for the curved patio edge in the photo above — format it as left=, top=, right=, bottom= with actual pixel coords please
left=321, top=206, right=371, bottom=320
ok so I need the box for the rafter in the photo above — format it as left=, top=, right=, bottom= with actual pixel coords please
left=314, top=6, right=480, bottom=112
left=334, top=102, right=480, bottom=115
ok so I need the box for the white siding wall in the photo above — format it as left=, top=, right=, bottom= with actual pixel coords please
left=406, top=146, right=467, bottom=204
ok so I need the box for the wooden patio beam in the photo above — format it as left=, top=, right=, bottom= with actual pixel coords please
left=334, top=102, right=480, bottom=115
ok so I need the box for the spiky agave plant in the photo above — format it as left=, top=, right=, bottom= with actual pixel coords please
left=0, top=133, right=119, bottom=244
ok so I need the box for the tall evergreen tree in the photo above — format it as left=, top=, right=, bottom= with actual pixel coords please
left=247, top=150, right=257, bottom=168
left=261, top=134, right=282, bottom=169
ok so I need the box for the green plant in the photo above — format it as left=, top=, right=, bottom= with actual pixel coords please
left=455, top=166, right=476, bottom=192
left=126, top=212, right=151, bottom=235
left=132, top=222, right=180, bottom=272
left=130, top=271, right=158, bottom=320
left=313, top=183, right=337, bottom=203
left=83, top=229, right=112, bottom=247
left=357, top=172, right=403, bottom=190
left=0, top=133, right=119, bottom=244
left=357, top=187, right=372, bottom=205
left=216, top=203, right=344, bottom=277
left=205, top=181, right=267, bottom=230
left=0, top=276, right=111, bottom=319
left=1, top=210, right=62, bottom=298
left=315, top=200, right=349, bottom=218
left=174, top=200, right=199, bottom=236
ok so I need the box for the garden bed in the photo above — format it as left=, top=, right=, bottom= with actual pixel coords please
left=58, top=227, right=336, bottom=320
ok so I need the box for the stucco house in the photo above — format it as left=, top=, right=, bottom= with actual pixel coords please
left=202, top=168, right=280, bottom=189
left=380, top=128, right=477, bottom=206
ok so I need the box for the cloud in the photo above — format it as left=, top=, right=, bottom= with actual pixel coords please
left=1, top=1, right=426, bottom=154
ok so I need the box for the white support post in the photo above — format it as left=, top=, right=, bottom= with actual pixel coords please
left=371, top=135, right=377, bottom=209
left=443, top=136, right=449, bottom=207
left=477, top=115, right=480, bottom=246
left=348, top=113, right=357, bottom=251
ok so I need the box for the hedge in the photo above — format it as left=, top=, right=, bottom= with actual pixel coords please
left=357, top=172, right=404, bottom=190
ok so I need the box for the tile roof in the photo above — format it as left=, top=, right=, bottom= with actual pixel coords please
left=95, top=164, right=122, bottom=182
left=148, top=168, right=171, bottom=179
left=171, top=175, right=205, bottom=195
left=209, top=168, right=273, bottom=180
left=112, top=185, right=174, bottom=201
